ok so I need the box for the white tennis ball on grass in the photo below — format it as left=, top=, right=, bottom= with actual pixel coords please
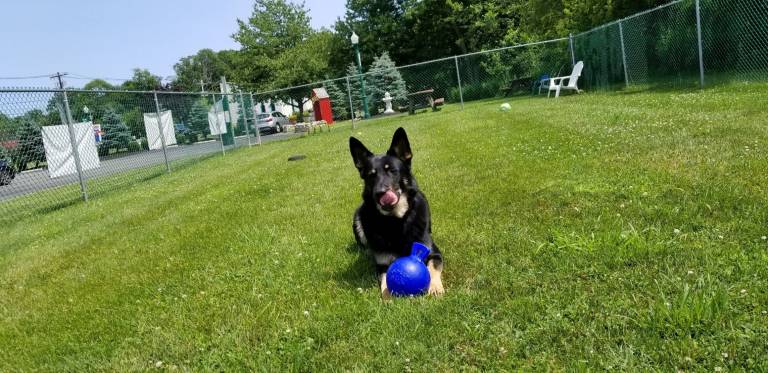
left=500, top=103, right=511, bottom=111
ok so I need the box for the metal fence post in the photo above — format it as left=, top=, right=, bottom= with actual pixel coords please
left=249, top=92, right=262, bottom=145
left=238, top=90, right=252, bottom=147
left=619, top=21, right=629, bottom=87
left=346, top=76, right=356, bottom=130
left=695, top=0, right=705, bottom=88
left=62, top=90, right=88, bottom=201
left=211, top=93, right=225, bottom=156
left=152, top=92, right=171, bottom=173
left=569, top=33, right=576, bottom=66
left=454, top=56, right=464, bottom=110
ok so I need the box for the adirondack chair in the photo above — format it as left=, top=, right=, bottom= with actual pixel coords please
left=548, top=61, right=584, bottom=98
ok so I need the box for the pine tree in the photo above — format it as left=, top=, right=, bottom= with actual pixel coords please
left=99, top=109, right=132, bottom=155
left=346, top=62, right=364, bottom=118
left=366, top=52, right=408, bottom=113
left=13, top=119, right=45, bottom=171
left=188, top=99, right=210, bottom=137
left=323, top=80, right=349, bottom=120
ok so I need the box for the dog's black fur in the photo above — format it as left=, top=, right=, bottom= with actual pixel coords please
left=349, top=127, right=444, bottom=296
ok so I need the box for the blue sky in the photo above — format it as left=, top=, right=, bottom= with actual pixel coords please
left=0, top=0, right=346, bottom=88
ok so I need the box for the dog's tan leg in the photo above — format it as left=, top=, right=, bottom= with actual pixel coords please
left=379, top=273, right=392, bottom=300
left=427, top=261, right=445, bottom=296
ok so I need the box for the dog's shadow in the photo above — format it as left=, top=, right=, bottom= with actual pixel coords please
left=330, top=241, right=378, bottom=289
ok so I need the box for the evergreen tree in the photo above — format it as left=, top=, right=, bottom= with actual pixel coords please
left=99, top=109, right=132, bottom=155
left=13, top=119, right=45, bottom=171
left=323, top=80, right=350, bottom=120
left=346, top=62, right=364, bottom=118
left=188, top=99, right=211, bottom=137
left=366, top=52, right=408, bottom=113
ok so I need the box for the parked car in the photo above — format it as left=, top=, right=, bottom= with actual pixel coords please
left=0, top=159, right=16, bottom=186
left=256, top=112, right=290, bottom=134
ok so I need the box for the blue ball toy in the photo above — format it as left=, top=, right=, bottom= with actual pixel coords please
left=386, top=242, right=431, bottom=297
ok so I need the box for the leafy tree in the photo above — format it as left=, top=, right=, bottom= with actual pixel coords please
left=231, top=0, right=314, bottom=93
left=121, top=69, right=163, bottom=91
left=172, top=49, right=235, bottom=91
left=13, top=119, right=44, bottom=171
left=99, top=109, right=132, bottom=155
left=269, top=31, right=335, bottom=118
left=233, top=0, right=313, bottom=58
left=333, top=0, right=408, bottom=67
left=120, top=108, right=145, bottom=139
left=366, top=52, right=408, bottom=113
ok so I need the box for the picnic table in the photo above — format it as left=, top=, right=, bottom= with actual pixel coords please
left=500, top=76, right=534, bottom=97
left=406, top=89, right=445, bottom=115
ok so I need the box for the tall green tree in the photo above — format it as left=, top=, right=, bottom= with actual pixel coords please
left=366, top=52, right=408, bottom=113
left=323, top=79, right=350, bottom=120
left=333, top=0, right=408, bottom=67
left=172, top=49, right=236, bottom=91
left=99, top=109, right=132, bottom=155
left=232, top=0, right=314, bottom=92
left=121, top=69, right=163, bottom=91
left=346, top=62, right=364, bottom=118
left=13, top=119, right=44, bottom=171
left=188, top=99, right=211, bottom=137
left=269, top=31, right=335, bottom=118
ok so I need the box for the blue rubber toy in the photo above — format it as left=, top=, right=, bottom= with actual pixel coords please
left=386, top=242, right=431, bottom=297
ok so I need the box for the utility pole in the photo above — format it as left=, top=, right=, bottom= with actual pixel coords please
left=50, top=72, right=68, bottom=89
left=200, top=79, right=205, bottom=93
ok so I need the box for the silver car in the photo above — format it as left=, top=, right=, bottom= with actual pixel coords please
left=256, top=112, right=290, bottom=134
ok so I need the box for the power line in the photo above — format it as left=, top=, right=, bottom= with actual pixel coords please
left=0, top=74, right=52, bottom=80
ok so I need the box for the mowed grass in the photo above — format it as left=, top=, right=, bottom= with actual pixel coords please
left=1, top=83, right=767, bottom=370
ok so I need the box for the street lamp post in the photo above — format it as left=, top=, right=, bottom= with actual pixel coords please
left=350, top=32, right=370, bottom=119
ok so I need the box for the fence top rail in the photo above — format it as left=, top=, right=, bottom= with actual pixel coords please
left=0, top=87, right=229, bottom=95
left=252, top=37, right=569, bottom=96
left=574, top=0, right=686, bottom=37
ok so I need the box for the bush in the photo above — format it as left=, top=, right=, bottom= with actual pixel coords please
left=98, top=144, right=111, bottom=157
left=140, top=138, right=149, bottom=150
left=448, top=81, right=504, bottom=102
left=127, top=141, right=141, bottom=153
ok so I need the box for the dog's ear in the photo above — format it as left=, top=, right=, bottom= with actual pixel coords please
left=387, top=127, right=412, bottom=166
left=349, top=137, right=372, bottom=174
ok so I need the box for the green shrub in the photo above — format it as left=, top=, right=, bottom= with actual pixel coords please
left=127, top=141, right=141, bottom=153
left=140, top=138, right=149, bottom=150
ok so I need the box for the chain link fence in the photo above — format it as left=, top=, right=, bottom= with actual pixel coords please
left=2, top=0, right=766, bottom=218
left=0, top=87, right=296, bottom=221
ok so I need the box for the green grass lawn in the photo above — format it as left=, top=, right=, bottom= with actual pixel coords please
left=1, top=83, right=767, bottom=370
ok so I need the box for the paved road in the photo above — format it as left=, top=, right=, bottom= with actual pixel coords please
left=0, top=132, right=299, bottom=202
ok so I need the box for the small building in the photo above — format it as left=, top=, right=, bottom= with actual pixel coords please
left=310, top=88, right=334, bottom=124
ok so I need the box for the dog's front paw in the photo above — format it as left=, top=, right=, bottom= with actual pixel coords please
left=428, top=279, right=444, bottom=296
left=381, top=287, right=393, bottom=301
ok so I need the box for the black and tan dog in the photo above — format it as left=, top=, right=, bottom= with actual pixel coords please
left=349, top=127, right=444, bottom=298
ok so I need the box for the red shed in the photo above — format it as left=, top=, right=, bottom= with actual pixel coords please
left=310, top=88, right=334, bottom=124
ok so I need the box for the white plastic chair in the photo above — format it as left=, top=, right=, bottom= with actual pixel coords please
left=548, top=61, right=584, bottom=98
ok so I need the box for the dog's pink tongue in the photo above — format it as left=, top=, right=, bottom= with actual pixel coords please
left=379, top=190, right=398, bottom=206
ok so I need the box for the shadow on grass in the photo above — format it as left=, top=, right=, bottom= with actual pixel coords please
left=330, top=241, right=377, bottom=289
left=0, top=153, right=220, bottom=227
